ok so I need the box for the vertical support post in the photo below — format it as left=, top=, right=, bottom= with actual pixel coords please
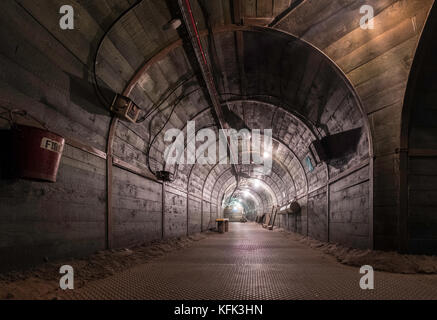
left=186, top=194, right=189, bottom=236
left=106, top=117, right=118, bottom=250
left=201, top=198, right=204, bottom=232
left=209, top=203, right=212, bottom=231
left=295, top=213, right=297, bottom=233
left=306, top=195, right=309, bottom=236
left=236, top=30, right=246, bottom=95
left=106, top=156, right=112, bottom=250
left=369, top=157, right=375, bottom=250
left=326, top=183, right=330, bottom=243
left=162, top=182, right=165, bottom=239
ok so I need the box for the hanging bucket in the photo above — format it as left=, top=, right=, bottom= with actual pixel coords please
left=12, top=124, right=65, bottom=182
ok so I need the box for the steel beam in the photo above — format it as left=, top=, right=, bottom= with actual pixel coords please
left=178, top=0, right=239, bottom=179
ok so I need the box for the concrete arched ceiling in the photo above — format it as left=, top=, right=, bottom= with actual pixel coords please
left=92, top=2, right=372, bottom=215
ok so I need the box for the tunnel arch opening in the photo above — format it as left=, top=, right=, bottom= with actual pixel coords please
left=1, top=0, right=437, bottom=277
left=93, top=11, right=373, bottom=248
left=400, top=2, right=437, bottom=255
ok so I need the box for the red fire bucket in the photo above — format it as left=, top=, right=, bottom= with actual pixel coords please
left=12, top=125, right=65, bottom=182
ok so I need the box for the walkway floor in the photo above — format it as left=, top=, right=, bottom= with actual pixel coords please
left=63, top=223, right=437, bottom=300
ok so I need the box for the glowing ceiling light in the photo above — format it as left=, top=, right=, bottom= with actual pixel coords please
left=263, top=152, right=270, bottom=159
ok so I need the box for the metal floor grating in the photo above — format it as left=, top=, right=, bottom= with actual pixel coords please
left=62, top=223, right=437, bottom=300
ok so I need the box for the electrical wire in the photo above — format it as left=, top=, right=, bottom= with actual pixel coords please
left=135, top=74, right=197, bottom=123
left=92, top=0, right=144, bottom=108
left=0, top=108, right=48, bottom=130
left=146, top=86, right=204, bottom=174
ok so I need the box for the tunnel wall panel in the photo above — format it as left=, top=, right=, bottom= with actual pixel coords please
left=373, top=153, right=399, bottom=250
left=0, top=0, right=110, bottom=150
left=112, top=167, right=163, bottom=248
left=164, top=186, right=187, bottom=239
left=188, top=196, right=202, bottom=234
left=202, top=201, right=212, bottom=230
left=296, top=197, right=307, bottom=235
left=211, top=204, right=218, bottom=224
left=284, top=214, right=293, bottom=232
left=407, top=158, right=437, bottom=254
left=307, top=188, right=328, bottom=242
left=278, top=214, right=286, bottom=230
left=404, top=5, right=437, bottom=255
left=0, top=146, right=106, bottom=272
left=329, top=166, right=370, bottom=249
left=0, top=1, right=113, bottom=272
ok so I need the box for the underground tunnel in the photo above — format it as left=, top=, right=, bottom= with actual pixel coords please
left=1, top=0, right=437, bottom=305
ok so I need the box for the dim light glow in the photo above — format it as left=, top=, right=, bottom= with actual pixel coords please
left=232, top=202, right=243, bottom=212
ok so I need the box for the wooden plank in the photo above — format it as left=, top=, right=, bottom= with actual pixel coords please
left=362, top=82, right=406, bottom=115
left=409, top=175, right=437, bottom=190
left=112, top=157, right=160, bottom=183
left=66, top=137, right=107, bottom=160
left=235, top=31, right=246, bottom=95
left=409, top=149, right=437, bottom=157
left=16, top=0, right=132, bottom=92
left=336, top=8, right=429, bottom=74
left=410, top=127, right=437, bottom=150
left=0, top=0, right=83, bottom=78
left=0, top=60, right=108, bottom=150
left=222, top=0, right=233, bottom=25
left=16, top=0, right=102, bottom=65
left=409, top=189, right=437, bottom=206
left=273, top=0, right=291, bottom=16
left=208, top=0, right=225, bottom=26
left=347, top=36, right=419, bottom=87
left=329, top=159, right=370, bottom=185
left=355, top=63, right=409, bottom=101
left=275, top=0, right=339, bottom=37
left=257, top=0, right=273, bottom=17
left=245, top=0, right=257, bottom=17
left=299, top=0, right=395, bottom=49
left=233, top=0, right=242, bottom=24
left=243, top=17, right=274, bottom=26
left=324, top=0, right=434, bottom=61
left=293, top=51, right=323, bottom=111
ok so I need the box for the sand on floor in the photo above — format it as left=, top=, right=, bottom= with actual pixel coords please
left=0, top=232, right=209, bottom=300
left=275, top=227, right=437, bottom=274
